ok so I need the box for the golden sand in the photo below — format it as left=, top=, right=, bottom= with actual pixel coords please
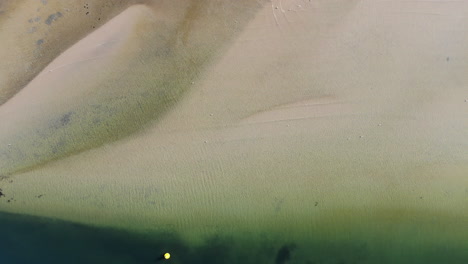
left=0, top=0, right=467, bottom=246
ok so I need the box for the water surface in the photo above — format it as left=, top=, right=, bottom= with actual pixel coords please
left=1, top=211, right=467, bottom=264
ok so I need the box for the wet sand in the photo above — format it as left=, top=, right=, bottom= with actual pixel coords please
left=0, top=0, right=467, bottom=262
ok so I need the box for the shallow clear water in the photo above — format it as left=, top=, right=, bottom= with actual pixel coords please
left=1, top=211, right=468, bottom=264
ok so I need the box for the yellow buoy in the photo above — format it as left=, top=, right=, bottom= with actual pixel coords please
left=164, top=253, right=171, bottom=260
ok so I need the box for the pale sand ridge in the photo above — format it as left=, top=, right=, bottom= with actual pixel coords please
left=0, top=0, right=265, bottom=175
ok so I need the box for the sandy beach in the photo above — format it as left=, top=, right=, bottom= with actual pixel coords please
left=0, top=0, right=467, bottom=262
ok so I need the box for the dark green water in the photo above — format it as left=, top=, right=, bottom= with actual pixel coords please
left=0, top=211, right=467, bottom=264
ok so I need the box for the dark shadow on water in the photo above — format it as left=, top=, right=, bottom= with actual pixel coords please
left=0, top=211, right=278, bottom=264
left=1, top=211, right=468, bottom=264
left=0, top=211, right=189, bottom=264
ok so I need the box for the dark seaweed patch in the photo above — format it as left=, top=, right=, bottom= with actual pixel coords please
left=45, top=12, right=62, bottom=25
left=275, top=244, right=295, bottom=264
left=59, top=112, right=74, bottom=126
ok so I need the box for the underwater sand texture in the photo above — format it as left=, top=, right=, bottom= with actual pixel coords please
left=0, top=0, right=467, bottom=262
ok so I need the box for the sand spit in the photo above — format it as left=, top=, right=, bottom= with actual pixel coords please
left=0, top=0, right=467, bottom=258
left=0, top=4, right=154, bottom=175
left=0, top=0, right=141, bottom=105
left=0, top=0, right=266, bottom=176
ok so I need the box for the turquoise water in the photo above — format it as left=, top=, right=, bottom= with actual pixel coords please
left=0, top=211, right=467, bottom=263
